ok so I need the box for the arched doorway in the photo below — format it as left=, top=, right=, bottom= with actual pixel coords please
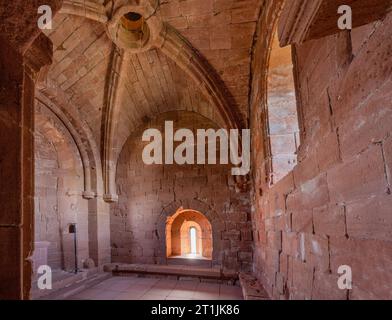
left=166, top=208, right=212, bottom=260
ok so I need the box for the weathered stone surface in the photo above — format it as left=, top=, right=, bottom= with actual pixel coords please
left=313, top=204, right=346, bottom=237
left=346, top=196, right=392, bottom=242
left=250, top=0, right=392, bottom=301
left=111, top=111, right=252, bottom=272
left=239, top=273, right=270, bottom=300
left=1, top=0, right=392, bottom=301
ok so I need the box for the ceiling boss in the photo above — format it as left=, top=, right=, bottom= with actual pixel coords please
left=106, top=0, right=163, bottom=53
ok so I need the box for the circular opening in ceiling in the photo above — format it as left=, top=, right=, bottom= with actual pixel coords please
left=116, top=11, right=150, bottom=50
left=121, top=12, right=143, bottom=31
left=124, top=12, right=142, bottom=21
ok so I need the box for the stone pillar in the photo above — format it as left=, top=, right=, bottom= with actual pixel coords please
left=0, top=33, right=54, bottom=299
left=88, top=197, right=111, bottom=267
left=0, top=0, right=63, bottom=299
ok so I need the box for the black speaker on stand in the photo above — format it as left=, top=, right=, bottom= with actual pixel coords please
left=68, top=223, right=78, bottom=274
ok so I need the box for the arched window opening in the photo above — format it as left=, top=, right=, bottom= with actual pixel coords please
left=166, top=209, right=212, bottom=260
left=266, top=31, right=301, bottom=184
left=189, top=227, right=197, bottom=255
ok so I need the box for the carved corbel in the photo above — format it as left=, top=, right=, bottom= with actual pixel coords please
left=278, top=0, right=392, bottom=46
left=24, top=33, right=54, bottom=82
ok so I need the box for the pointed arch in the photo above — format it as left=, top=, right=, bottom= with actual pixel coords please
left=156, top=23, right=244, bottom=131
left=35, top=92, right=100, bottom=198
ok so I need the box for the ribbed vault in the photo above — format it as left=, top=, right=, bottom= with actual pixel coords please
left=40, top=0, right=261, bottom=201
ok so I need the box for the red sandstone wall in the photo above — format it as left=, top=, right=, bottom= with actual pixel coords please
left=34, top=103, right=89, bottom=272
left=111, top=111, right=253, bottom=272
left=35, top=125, right=63, bottom=270
left=267, top=33, right=300, bottom=183
left=251, top=13, right=392, bottom=299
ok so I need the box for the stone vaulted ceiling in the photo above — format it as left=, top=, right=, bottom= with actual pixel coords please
left=44, top=14, right=112, bottom=143
left=159, top=0, right=261, bottom=120
left=39, top=0, right=262, bottom=200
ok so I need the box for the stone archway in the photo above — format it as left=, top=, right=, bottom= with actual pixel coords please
left=166, top=208, right=213, bottom=260
left=34, top=103, right=89, bottom=273
left=155, top=199, right=225, bottom=267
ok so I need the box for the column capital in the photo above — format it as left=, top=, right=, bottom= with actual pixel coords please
left=24, top=33, right=53, bottom=82
left=278, top=0, right=392, bottom=46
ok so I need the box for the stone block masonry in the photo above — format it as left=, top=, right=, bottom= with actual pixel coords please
left=111, top=111, right=253, bottom=273
left=251, top=7, right=392, bottom=300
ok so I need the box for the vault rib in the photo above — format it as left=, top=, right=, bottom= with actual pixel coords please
left=156, top=23, right=244, bottom=131
left=102, top=46, right=128, bottom=202
left=60, top=0, right=108, bottom=23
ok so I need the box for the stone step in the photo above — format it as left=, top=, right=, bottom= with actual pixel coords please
left=239, top=273, right=270, bottom=300
left=32, top=268, right=110, bottom=300
left=43, top=273, right=112, bottom=300
left=104, top=263, right=238, bottom=283
left=32, top=270, right=90, bottom=299
left=167, top=257, right=213, bottom=268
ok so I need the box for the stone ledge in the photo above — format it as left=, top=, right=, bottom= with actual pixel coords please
left=31, top=267, right=108, bottom=300
left=239, top=273, right=270, bottom=300
left=104, top=263, right=238, bottom=282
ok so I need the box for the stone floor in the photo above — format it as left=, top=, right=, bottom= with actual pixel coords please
left=68, top=276, right=244, bottom=300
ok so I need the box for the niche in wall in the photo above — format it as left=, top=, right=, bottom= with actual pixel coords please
left=166, top=209, right=212, bottom=260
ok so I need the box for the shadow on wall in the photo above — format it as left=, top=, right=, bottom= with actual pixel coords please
left=111, top=110, right=253, bottom=271
left=166, top=208, right=213, bottom=260
left=266, top=32, right=300, bottom=185
left=33, top=103, right=89, bottom=274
